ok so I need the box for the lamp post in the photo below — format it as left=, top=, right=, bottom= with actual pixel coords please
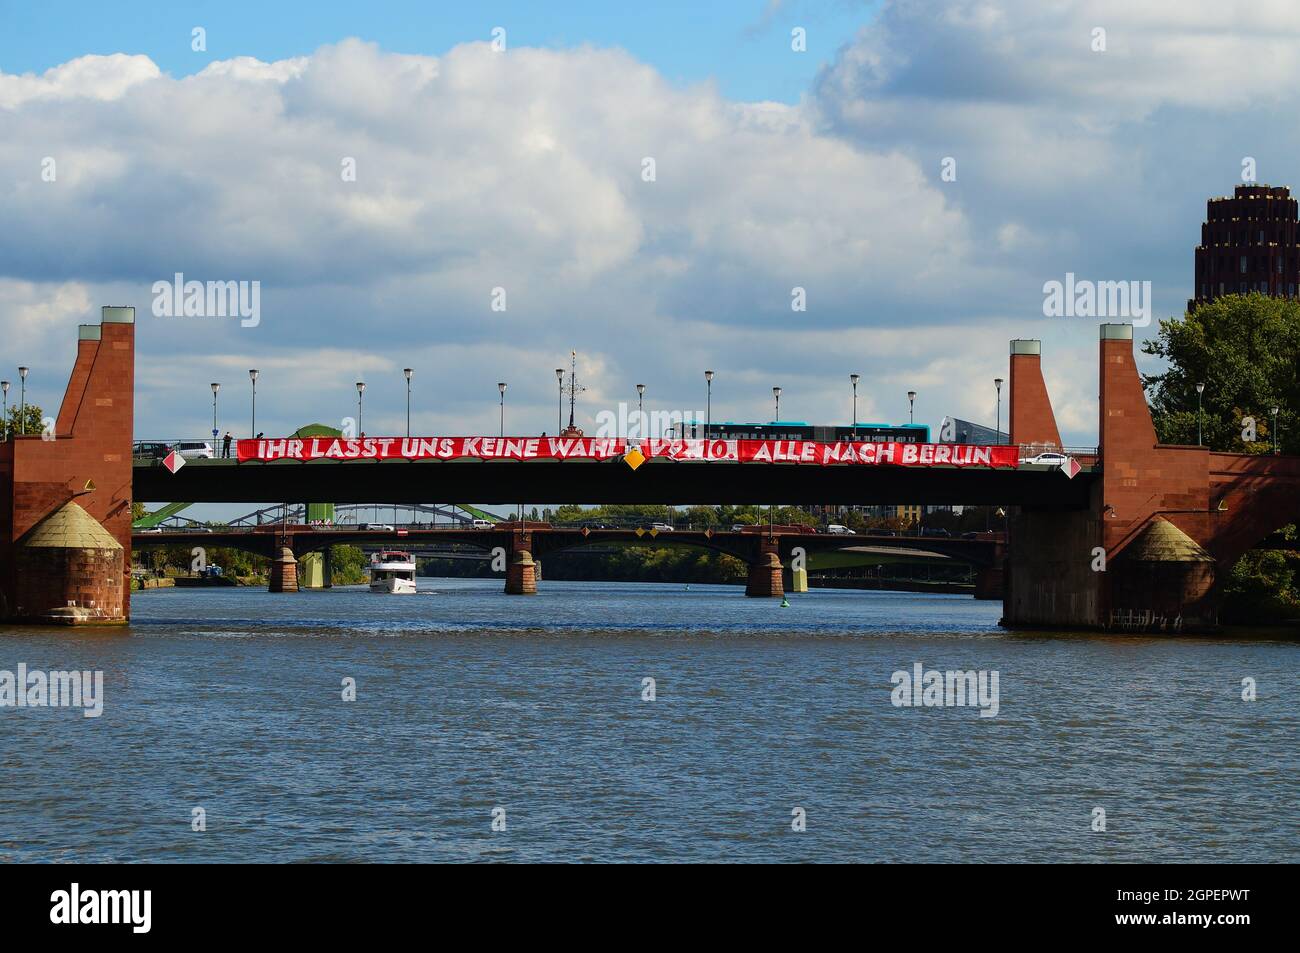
left=356, top=381, right=366, bottom=435
left=498, top=382, right=507, bottom=437
left=1, top=380, right=8, bottom=440
left=404, top=368, right=413, bottom=438
left=994, top=378, right=1004, bottom=444
left=18, top=366, right=28, bottom=436
left=773, top=386, right=782, bottom=423
left=210, top=382, right=220, bottom=450
left=248, top=369, right=259, bottom=437
left=555, top=368, right=564, bottom=433
left=1272, top=404, right=1280, bottom=455
left=636, top=383, right=646, bottom=438
left=704, top=370, right=714, bottom=440
left=850, top=373, right=860, bottom=438
left=1195, top=382, right=1205, bottom=446
left=907, top=389, right=916, bottom=426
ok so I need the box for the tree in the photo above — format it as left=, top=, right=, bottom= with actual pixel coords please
left=1142, top=294, right=1298, bottom=453
left=3, top=403, right=46, bottom=439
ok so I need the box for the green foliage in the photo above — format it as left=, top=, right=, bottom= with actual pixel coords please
left=1143, top=294, right=1297, bottom=453
left=3, top=402, right=46, bottom=438
left=1221, top=550, right=1300, bottom=624
left=326, top=545, right=367, bottom=585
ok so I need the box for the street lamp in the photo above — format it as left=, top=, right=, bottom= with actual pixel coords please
left=1271, top=404, right=1280, bottom=455
left=907, top=390, right=916, bottom=425
left=994, top=378, right=1004, bottom=444
left=1195, top=382, right=1205, bottom=446
left=555, top=368, right=564, bottom=433
left=18, top=366, right=28, bottom=436
left=636, top=383, right=646, bottom=438
left=704, top=370, right=714, bottom=440
left=404, top=368, right=413, bottom=438
left=850, top=373, right=860, bottom=438
left=498, top=382, right=507, bottom=437
left=773, top=386, right=782, bottom=423
left=1, top=380, right=8, bottom=440
left=248, top=369, right=259, bottom=437
left=356, top=381, right=366, bottom=435
left=210, top=382, right=220, bottom=451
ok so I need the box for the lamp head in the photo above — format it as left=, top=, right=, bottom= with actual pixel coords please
left=249, top=368, right=259, bottom=382
left=636, top=383, right=645, bottom=396
left=705, top=370, right=714, bottom=383
left=994, top=377, right=1003, bottom=391
left=404, top=368, right=413, bottom=381
left=18, top=366, right=28, bottom=380
left=356, top=381, right=366, bottom=394
left=850, top=373, right=860, bottom=385
left=1195, top=382, right=1205, bottom=395
left=498, top=382, right=507, bottom=394
left=210, top=382, right=221, bottom=395
left=556, top=368, right=564, bottom=381
left=907, top=390, right=916, bottom=402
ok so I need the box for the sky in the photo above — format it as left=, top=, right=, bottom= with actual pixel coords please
left=3, top=0, right=1299, bottom=508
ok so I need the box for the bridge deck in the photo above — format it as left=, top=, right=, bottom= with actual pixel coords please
left=133, top=456, right=1095, bottom=507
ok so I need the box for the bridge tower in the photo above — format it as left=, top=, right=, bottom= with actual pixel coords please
left=0, top=307, right=135, bottom=623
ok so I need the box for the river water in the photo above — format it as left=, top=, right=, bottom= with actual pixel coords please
left=2, top=580, right=1296, bottom=862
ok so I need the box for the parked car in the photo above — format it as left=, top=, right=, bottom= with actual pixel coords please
left=649, top=522, right=674, bottom=532
left=134, top=441, right=173, bottom=459
left=1020, top=451, right=1069, bottom=466
left=175, top=440, right=215, bottom=459
left=825, top=524, right=856, bottom=535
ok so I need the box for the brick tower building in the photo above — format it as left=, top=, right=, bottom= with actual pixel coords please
left=1191, top=184, right=1300, bottom=311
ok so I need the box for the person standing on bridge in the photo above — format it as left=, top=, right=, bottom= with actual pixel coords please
left=222, top=431, right=232, bottom=458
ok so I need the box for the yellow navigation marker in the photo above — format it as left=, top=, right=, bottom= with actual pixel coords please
left=635, top=528, right=646, bottom=537
left=623, top=447, right=646, bottom=470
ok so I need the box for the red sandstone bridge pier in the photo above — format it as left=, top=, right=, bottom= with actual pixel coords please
left=2, top=307, right=1297, bottom=630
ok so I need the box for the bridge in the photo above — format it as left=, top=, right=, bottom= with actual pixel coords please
left=132, top=523, right=1004, bottom=597
left=2, top=306, right=1297, bottom=630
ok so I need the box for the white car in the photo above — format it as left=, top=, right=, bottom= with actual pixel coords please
left=175, top=440, right=215, bottom=459
left=470, top=519, right=495, bottom=529
left=825, top=524, right=856, bottom=535
left=649, top=522, right=674, bottom=532
left=1021, top=451, right=1070, bottom=466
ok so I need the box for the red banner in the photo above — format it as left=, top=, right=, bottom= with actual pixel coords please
left=236, top=436, right=1020, bottom=468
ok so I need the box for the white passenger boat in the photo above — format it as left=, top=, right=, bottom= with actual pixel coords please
left=368, top=550, right=417, bottom=594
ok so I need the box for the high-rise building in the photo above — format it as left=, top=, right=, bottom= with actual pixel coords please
left=1191, top=184, right=1300, bottom=311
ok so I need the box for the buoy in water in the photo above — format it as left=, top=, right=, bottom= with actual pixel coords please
left=780, top=596, right=790, bottom=607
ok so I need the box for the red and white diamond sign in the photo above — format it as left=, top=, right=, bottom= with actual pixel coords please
left=163, top=450, right=186, bottom=474
left=1060, top=456, right=1081, bottom=480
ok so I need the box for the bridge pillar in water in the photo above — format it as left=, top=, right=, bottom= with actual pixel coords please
left=0, top=308, right=135, bottom=624
left=504, top=530, right=537, bottom=594
left=269, top=546, right=299, bottom=593
left=298, top=551, right=325, bottom=589
left=783, top=565, right=808, bottom=593
left=973, top=565, right=1003, bottom=600
left=746, top=542, right=784, bottom=598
